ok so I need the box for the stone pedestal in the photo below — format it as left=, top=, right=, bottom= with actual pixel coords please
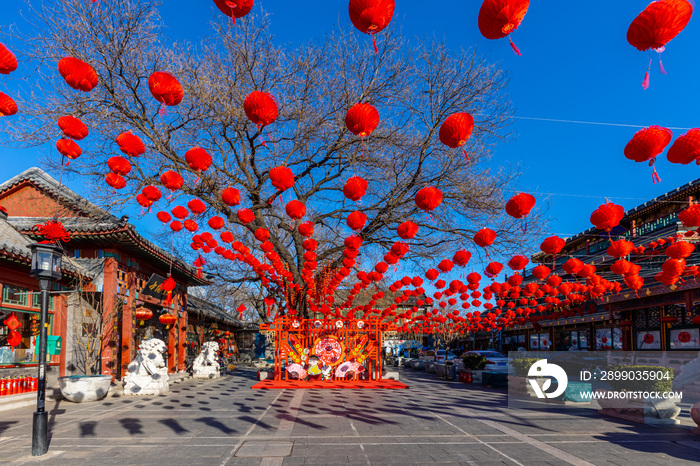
left=193, top=341, right=220, bottom=379
left=123, top=338, right=169, bottom=396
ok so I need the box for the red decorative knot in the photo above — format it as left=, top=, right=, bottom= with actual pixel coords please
left=33, top=220, right=70, bottom=243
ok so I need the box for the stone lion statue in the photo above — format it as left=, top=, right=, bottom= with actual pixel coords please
left=193, top=341, right=220, bottom=379
left=123, top=338, right=169, bottom=395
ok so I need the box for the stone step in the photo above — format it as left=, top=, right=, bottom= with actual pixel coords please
left=0, top=389, right=61, bottom=413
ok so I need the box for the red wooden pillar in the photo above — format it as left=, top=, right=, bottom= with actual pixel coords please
left=167, top=290, right=177, bottom=373
left=120, top=271, right=135, bottom=380
left=101, top=258, right=118, bottom=380
left=53, top=295, right=68, bottom=377
left=178, top=293, right=188, bottom=371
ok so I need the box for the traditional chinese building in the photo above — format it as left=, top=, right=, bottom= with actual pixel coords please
left=0, top=167, right=210, bottom=381
left=502, top=178, right=700, bottom=354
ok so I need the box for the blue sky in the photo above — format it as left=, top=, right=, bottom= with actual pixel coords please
left=1, top=0, right=699, bottom=251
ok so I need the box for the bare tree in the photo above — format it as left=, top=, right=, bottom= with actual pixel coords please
left=7, top=0, right=545, bottom=318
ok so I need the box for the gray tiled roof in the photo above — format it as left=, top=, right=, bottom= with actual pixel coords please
left=187, top=294, right=258, bottom=330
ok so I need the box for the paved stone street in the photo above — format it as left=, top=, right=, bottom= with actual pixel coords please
left=0, top=368, right=699, bottom=465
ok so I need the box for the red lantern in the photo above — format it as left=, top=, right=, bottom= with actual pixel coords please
left=105, top=173, right=126, bottom=190
left=606, top=239, right=635, bottom=258
left=485, top=261, right=503, bottom=278
left=665, top=240, right=695, bottom=259
left=254, top=228, right=270, bottom=242
left=161, top=170, right=184, bottom=191
left=185, top=147, right=212, bottom=172
left=213, top=0, right=254, bottom=22
left=298, top=221, right=314, bottom=237
left=184, top=219, right=198, bottom=232
left=220, top=231, right=234, bottom=243
left=188, top=199, right=207, bottom=215
left=508, top=255, right=528, bottom=271
left=478, top=0, right=530, bottom=55
left=627, top=0, right=692, bottom=51
left=540, top=236, right=565, bottom=256
left=348, top=0, right=395, bottom=53
left=532, top=265, right=551, bottom=281
left=237, top=209, right=255, bottom=224
left=474, top=228, right=496, bottom=247
left=0, top=43, right=18, bottom=74
left=426, top=269, right=440, bottom=281
left=269, top=166, right=294, bottom=191
left=610, top=259, right=633, bottom=275
left=438, top=260, right=454, bottom=273
left=562, top=258, right=584, bottom=275
left=107, top=156, right=132, bottom=176
left=222, top=187, right=241, bottom=206
left=244, top=91, right=278, bottom=127
left=397, top=221, right=418, bottom=240
left=453, top=250, right=472, bottom=267
left=208, top=216, right=225, bottom=230
left=148, top=71, right=183, bottom=107
left=345, top=103, right=379, bottom=137
left=343, top=176, right=369, bottom=201
left=134, top=307, right=153, bottom=325
left=56, top=139, right=81, bottom=160
left=159, top=313, right=177, bottom=329
left=285, top=200, right=306, bottom=220
left=57, top=116, right=89, bottom=140
left=439, top=112, right=474, bottom=151
left=58, top=57, right=98, bottom=92
left=136, top=193, right=153, bottom=209
left=0, top=92, right=17, bottom=116
left=624, top=125, right=673, bottom=163
left=347, top=211, right=367, bottom=231
left=116, top=131, right=146, bottom=157
left=679, top=204, right=700, bottom=227
left=156, top=211, right=172, bottom=223
left=590, top=202, right=624, bottom=232
left=6, top=330, right=21, bottom=347
left=142, top=186, right=162, bottom=202
left=667, top=128, right=700, bottom=165
left=171, top=206, right=189, bottom=219
left=505, top=192, right=535, bottom=219
left=415, top=186, right=443, bottom=212
left=170, top=221, right=183, bottom=232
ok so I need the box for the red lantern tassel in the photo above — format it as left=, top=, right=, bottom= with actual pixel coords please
left=371, top=34, right=379, bottom=54
left=462, top=148, right=469, bottom=162
left=159, top=102, right=167, bottom=116
left=652, top=166, right=661, bottom=184
left=642, top=59, right=652, bottom=90
left=508, top=36, right=522, bottom=56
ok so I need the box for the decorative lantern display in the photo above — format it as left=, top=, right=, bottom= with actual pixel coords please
left=116, top=131, right=146, bottom=157
left=134, top=307, right=153, bottom=325
left=213, top=0, right=255, bottom=22
left=148, top=71, right=184, bottom=107
left=345, top=103, right=379, bottom=137
left=244, top=91, right=278, bottom=128
left=415, top=186, right=443, bottom=212
left=478, top=0, right=530, bottom=55
left=159, top=313, right=177, bottom=329
left=58, top=57, right=98, bottom=92
left=0, top=92, right=17, bottom=116
left=0, top=43, right=18, bottom=74
left=348, top=0, right=395, bottom=53
left=57, top=116, right=89, bottom=140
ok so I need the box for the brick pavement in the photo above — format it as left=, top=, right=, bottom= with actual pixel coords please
left=0, top=367, right=698, bottom=465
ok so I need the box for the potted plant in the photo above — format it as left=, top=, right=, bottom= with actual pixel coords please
left=59, top=275, right=121, bottom=403
left=596, top=365, right=680, bottom=425
left=461, top=354, right=487, bottom=384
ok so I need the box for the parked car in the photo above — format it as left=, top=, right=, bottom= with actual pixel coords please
left=435, top=349, right=457, bottom=363
left=457, top=350, right=508, bottom=371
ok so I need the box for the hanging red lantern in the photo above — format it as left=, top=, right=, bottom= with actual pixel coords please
left=148, top=71, right=183, bottom=107
left=426, top=269, right=440, bottom=281
left=208, top=216, right=225, bottom=230
left=438, top=260, right=454, bottom=273
left=107, top=156, right=132, bottom=176
left=156, top=211, right=172, bottom=223
left=142, top=186, right=162, bottom=202
left=345, top=103, right=379, bottom=137
left=485, top=261, right=503, bottom=277
left=607, top=239, right=635, bottom=258
left=540, top=236, right=565, bottom=255
left=213, top=0, right=254, bottom=22
left=679, top=204, right=700, bottom=227
left=439, top=112, right=474, bottom=152
left=415, top=186, right=443, bottom=211
left=505, top=192, right=536, bottom=219
left=474, top=228, right=496, bottom=247
left=254, top=228, right=270, bottom=242
left=298, top=221, right=314, bottom=237
left=160, top=170, right=184, bottom=191
left=185, top=147, right=212, bottom=172
left=624, top=125, right=673, bottom=163
left=453, top=250, right=472, bottom=267
left=343, top=176, right=369, bottom=201
left=590, top=202, right=625, bottom=232
left=56, top=139, right=81, bottom=160
left=171, top=206, right=189, bottom=219
left=348, top=0, right=395, bottom=53
left=187, top=199, right=206, bottom=215
left=105, top=173, right=126, bottom=190
left=58, top=57, right=98, bottom=92
left=610, top=259, right=633, bottom=275
left=244, top=91, right=278, bottom=128
left=665, top=240, right=695, bottom=259
left=136, top=194, right=152, bottom=209
left=627, top=0, right=692, bottom=89
left=667, top=128, right=700, bottom=164
left=170, top=221, right=183, bottom=232
left=562, top=258, right=584, bottom=275
left=222, top=187, right=241, bottom=206
left=397, top=221, right=418, bottom=240
left=159, top=313, right=177, bottom=329
left=57, top=116, right=89, bottom=140
left=220, top=231, right=234, bottom=243
left=0, top=43, right=18, bottom=74
left=6, top=330, right=21, bottom=347
left=184, top=219, right=198, bottom=232
left=532, top=265, right=551, bottom=281
left=478, top=0, right=530, bottom=55
left=237, top=209, right=255, bottom=224
left=134, top=307, right=153, bottom=325
left=347, top=211, right=367, bottom=231
left=0, top=92, right=17, bottom=116
left=269, top=166, right=294, bottom=191
left=116, top=131, right=146, bottom=157
left=508, top=255, right=529, bottom=270
left=285, top=200, right=306, bottom=220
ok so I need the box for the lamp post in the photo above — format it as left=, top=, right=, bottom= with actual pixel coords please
left=28, top=242, right=63, bottom=457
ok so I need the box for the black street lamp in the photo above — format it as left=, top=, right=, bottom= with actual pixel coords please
left=28, top=242, right=63, bottom=457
